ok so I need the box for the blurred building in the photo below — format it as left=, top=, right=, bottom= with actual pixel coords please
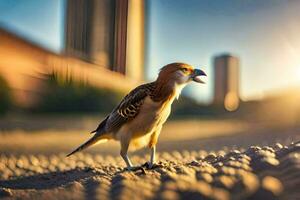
left=65, top=0, right=144, bottom=79
left=0, top=0, right=145, bottom=107
left=213, top=54, right=240, bottom=111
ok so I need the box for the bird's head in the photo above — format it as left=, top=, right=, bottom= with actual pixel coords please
left=158, top=63, right=207, bottom=85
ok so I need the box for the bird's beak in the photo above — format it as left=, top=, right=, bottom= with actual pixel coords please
left=192, top=69, right=207, bottom=84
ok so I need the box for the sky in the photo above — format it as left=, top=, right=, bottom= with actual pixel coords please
left=0, top=0, right=65, bottom=52
left=146, top=0, right=300, bottom=103
left=0, top=0, right=300, bottom=103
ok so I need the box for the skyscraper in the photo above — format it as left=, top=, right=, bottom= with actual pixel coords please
left=65, top=0, right=120, bottom=70
left=65, top=0, right=145, bottom=80
left=213, top=54, right=240, bottom=111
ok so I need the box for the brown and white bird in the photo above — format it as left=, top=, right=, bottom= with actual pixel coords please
left=67, top=63, right=206, bottom=170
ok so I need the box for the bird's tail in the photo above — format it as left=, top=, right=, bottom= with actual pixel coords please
left=66, top=135, right=108, bottom=157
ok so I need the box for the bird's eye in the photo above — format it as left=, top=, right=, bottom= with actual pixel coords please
left=181, top=68, right=188, bottom=73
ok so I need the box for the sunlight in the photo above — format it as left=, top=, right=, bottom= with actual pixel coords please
left=289, top=45, right=300, bottom=82
left=224, top=91, right=239, bottom=112
left=296, top=66, right=300, bottom=82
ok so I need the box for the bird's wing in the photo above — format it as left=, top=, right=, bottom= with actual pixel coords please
left=90, top=116, right=109, bottom=134
left=92, top=83, right=154, bottom=134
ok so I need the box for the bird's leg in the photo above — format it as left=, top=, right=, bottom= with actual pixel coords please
left=142, top=146, right=158, bottom=169
left=148, top=146, right=156, bottom=168
left=120, top=141, right=133, bottom=168
left=120, top=138, right=141, bottom=171
left=121, top=152, right=133, bottom=168
left=121, top=153, right=143, bottom=171
left=144, top=129, right=161, bottom=169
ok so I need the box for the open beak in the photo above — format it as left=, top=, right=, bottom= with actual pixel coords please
left=192, top=69, right=207, bottom=83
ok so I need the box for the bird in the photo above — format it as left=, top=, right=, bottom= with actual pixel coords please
left=67, top=62, right=207, bottom=170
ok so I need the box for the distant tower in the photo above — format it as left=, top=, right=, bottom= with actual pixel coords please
left=213, top=54, right=240, bottom=111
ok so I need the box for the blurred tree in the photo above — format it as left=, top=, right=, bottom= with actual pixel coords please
left=0, top=75, right=12, bottom=115
left=34, top=72, right=124, bottom=113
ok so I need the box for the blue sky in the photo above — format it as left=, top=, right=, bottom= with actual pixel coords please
left=0, top=0, right=65, bottom=52
left=1, top=0, right=300, bottom=103
left=146, top=0, right=300, bottom=103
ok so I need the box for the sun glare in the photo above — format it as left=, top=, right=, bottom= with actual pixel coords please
left=296, top=66, right=300, bottom=82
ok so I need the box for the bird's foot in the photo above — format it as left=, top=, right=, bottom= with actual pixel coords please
left=142, top=162, right=160, bottom=169
left=125, top=166, right=145, bottom=172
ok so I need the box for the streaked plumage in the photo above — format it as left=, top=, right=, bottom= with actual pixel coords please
left=67, top=63, right=206, bottom=170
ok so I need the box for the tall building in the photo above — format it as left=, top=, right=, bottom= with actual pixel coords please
left=213, top=54, right=240, bottom=111
left=65, top=0, right=145, bottom=80
left=65, top=0, right=117, bottom=70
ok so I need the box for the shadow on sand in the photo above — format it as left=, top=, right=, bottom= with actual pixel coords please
left=0, top=167, right=109, bottom=200
left=0, top=167, right=103, bottom=190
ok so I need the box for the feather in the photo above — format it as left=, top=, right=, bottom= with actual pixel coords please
left=90, top=116, right=109, bottom=134
left=66, top=134, right=108, bottom=157
left=104, top=83, right=153, bottom=132
left=90, top=82, right=156, bottom=135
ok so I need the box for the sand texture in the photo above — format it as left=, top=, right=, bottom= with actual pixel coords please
left=0, top=141, right=299, bottom=200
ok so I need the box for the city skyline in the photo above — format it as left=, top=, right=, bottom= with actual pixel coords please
left=1, top=0, right=300, bottom=103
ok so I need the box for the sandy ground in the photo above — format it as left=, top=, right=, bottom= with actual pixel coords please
left=0, top=142, right=299, bottom=200
left=0, top=117, right=300, bottom=199
left=0, top=117, right=299, bottom=155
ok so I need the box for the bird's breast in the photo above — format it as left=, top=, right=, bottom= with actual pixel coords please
left=117, top=96, right=172, bottom=139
